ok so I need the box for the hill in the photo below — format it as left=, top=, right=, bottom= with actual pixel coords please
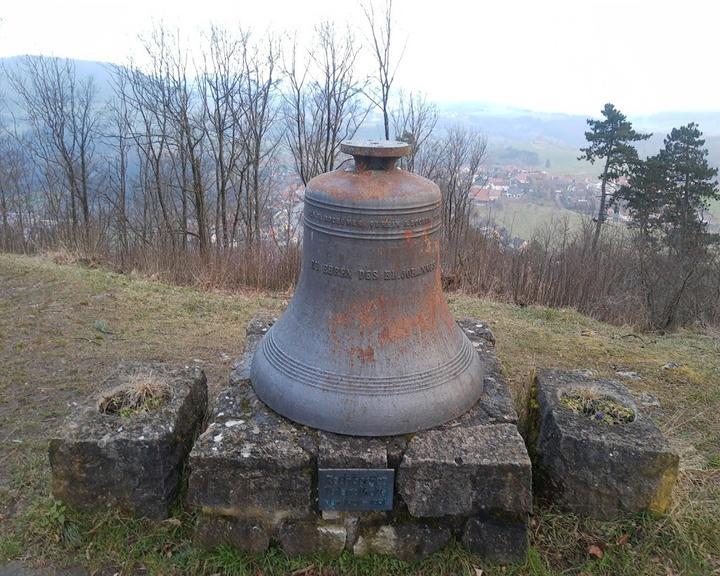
left=3, top=57, right=720, bottom=178
left=0, top=253, right=718, bottom=574
left=440, top=102, right=720, bottom=176
left=0, top=56, right=115, bottom=131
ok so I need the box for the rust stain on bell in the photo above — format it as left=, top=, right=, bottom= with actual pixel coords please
left=250, top=140, right=486, bottom=436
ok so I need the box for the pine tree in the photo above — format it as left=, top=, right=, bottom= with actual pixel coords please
left=579, top=103, right=651, bottom=249
left=655, top=123, right=719, bottom=255
left=618, top=154, right=666, bottom=238
left=618, top=123, right=719, bottom=329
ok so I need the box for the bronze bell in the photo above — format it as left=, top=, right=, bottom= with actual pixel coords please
left=251, top=140, right=485, bottom=435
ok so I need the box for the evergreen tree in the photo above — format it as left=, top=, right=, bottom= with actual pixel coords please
left=579, top=103, right=651, bottom=248
left=618, top=154, right=666, bottom=238
left=618, top=123, right=719, bottom=329
left=655, top=123, right=719, bottom=255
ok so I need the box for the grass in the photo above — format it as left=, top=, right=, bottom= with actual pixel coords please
left=1, top=253, right=719, bottom=575
left=525, top=140, right=598, bottom=177
left=99, top=369, right=172, bottom=415
left=473, top=199, right=585, bottom=241
left=560, top=392, right=635, bottom=426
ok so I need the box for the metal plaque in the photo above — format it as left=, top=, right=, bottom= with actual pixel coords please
left=318, top=468, right=394, bottom=511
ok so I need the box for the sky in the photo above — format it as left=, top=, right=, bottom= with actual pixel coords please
left=0, top=0, right=717, bottom=116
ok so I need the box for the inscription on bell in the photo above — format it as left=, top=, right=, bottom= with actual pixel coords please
left=311, top=259, right=436, bottom=281
left=318, top=468, right=394, bottom=511
left=310, top=259, right=352, bottom=278
left=307, top=208, right=435, bottom=229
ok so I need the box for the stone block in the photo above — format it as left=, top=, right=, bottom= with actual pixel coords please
left=353, top=523, right=451, bottom=562
left=277, top=520, right=347, bottom=557
left=187, top=382, right=318, bottom=525
left=190, top=314, right=531, bottom=564
left=229, top=315, right=275, bottom=385
left=318, top=433, right=388, bottom=468
left=462, top=515, right=528, bottom=564
left=49, top=363, right=207, bottom=520
left=195, top=514, right=269, bottom=553
left=397, top=424, right=532, bottom=518
left=531, top=369, right=679, bottom=519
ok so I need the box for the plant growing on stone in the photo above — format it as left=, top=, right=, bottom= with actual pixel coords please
left=99, top=370, right=171, bottom=416
left=561, top=390, right=634, bottom=425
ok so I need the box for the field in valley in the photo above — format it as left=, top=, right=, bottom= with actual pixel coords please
left=473, top=200, right=588, bottom=241
left=0, top=253, right=718, bottom=575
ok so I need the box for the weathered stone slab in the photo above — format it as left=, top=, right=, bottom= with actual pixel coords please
left=447, top=320, right=517, bottom=427
left=531, top=369, right=679, bottom=519
left=353, top=523, right=451, bottom=562
left=187, top=382, right=318, bottom=525
left=49, top=363, right=207, bottom=519
left=195, top=514, right=269, bottom=553
left=318, top=433, right=388, bottom=468
left=397, top=424, right=532, bottom=518
left=439, top=368, right=518, bottom=428
left=462, top=515, right=528, bottom=564
left=229, top=315, right=275, bottom=385
left=277, top=520, right=347, bottom=557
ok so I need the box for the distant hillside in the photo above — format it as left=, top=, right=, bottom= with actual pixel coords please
left=0, top=56, right=115, bottom=126
left=2, top=56, right=720, bottom=178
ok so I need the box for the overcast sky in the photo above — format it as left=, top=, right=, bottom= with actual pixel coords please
left=0, top=0, right=717, bottom=116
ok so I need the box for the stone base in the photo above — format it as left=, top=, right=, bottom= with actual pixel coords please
left=49, top=363, right=208, bottom=519
left=187, top=317, right=531, bottom=563
left=530, top=369, right=679, bottom=519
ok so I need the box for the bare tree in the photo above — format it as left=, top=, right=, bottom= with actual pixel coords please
left=362, top=0, right=404, bottom=140
left=391, top=90, right=437, bottom=172
left=238, top=34, right=282, bottom=245
left=0, top=133, right=33, bottom=250
left=112, top=32, right=178, bottom=248
left=199, top=25, right=249, bottom=250
left=165, top=30, right=210, bottom=258
left=283, top=21, right=367, bottom=185
left=8, top=56, right=99, bottom=251
left=104, top=73, right=134, bottom=266
left=433, top=126, right=487, bottom=267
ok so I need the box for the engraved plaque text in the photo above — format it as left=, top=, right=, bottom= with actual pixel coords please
left=318, top=468, right=394, bottom=511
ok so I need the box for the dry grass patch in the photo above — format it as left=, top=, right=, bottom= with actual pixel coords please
left=99, top=370, right=171, bottom=416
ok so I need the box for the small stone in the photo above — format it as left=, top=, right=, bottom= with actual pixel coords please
left=662, top=362, right=680, bottom=370
left=616, top=370, right=642, bottom=380
left=458, top=318, right=496, bottom=346
left=634, top=392, right=661, bottom=409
